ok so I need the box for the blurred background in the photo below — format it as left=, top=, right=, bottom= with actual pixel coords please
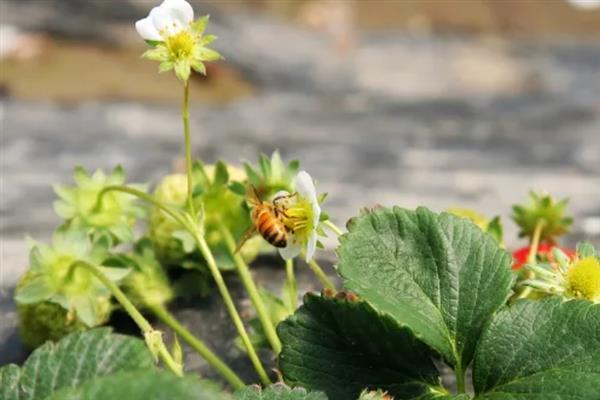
left=1, top=0, right=600, bottom=371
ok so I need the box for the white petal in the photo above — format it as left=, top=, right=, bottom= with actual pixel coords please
left=279, top=237, right=302, bottom=260
left=305, top=232, right=318, bottom=262
left=312, top=201, right=322, bottom=228
left=150, top=6, right=182, bottom=36
left=294, top=171, right=317, bottom=204
left=160, top=0, right=194, bottom=26
left=135, top=16, right=162, bottom=41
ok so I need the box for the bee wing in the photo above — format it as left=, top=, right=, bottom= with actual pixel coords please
left=235, top=225, right=258, bottom=254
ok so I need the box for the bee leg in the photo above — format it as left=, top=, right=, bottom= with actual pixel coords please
left=273, top=192, right=298, bottom=205
left=235, top=226, right=258, bottom=253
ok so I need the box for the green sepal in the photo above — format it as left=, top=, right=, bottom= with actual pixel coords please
left=577, top=241, right=598, bottom=258
left=511, top=192, right=573, bottom=243
left=214, top=161, right=229, bottom=186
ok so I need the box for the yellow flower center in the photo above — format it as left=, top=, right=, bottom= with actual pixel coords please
left=283, top=199, right=314, bottom=240
left=565, top=256, right=600, bottom=301
left=165, top=30, right=195, bottom=59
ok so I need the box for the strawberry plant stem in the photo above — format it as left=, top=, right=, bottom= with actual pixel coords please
left=149, top=303, right=245, bottom=389
left=97, top=186, right=184, bottom=224
left=306, top=257, right=336, bottom=291
left=517, top=220, right=546, bottom=300
left=72, top=261, right=183, bottom=376
left=182, top=81, right=195, bottom=216
left=527, top=220, right=546, bottom=265
left=324, top=220, right=344, bottom=237
left=191, top=229, right=272, bottom=385
left=285, top=259, right=298, bottom=309
left=218, top=224, right=282, bottom=354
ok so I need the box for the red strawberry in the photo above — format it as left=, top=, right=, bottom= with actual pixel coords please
left=512, top=243, right=576, bottom=270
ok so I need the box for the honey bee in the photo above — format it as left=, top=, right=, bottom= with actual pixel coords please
left=237, top=186, right=296, bottom=251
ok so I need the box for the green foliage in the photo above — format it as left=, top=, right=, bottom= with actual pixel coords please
left=336, top=207, right=513, bottom=369
left=53, top=166, right=145, bottom=244
left=148, top=164, right=262, bottom=270
left=577, top=241, right=598, bottom=259
left=148, top=173, right=192, bottom=265
left=278, top=293, right=441, bottom=399
left=244, top=151, right=300, bottom=199
left=235, top=384, right=327, bottom=400
left=111, top=239, right=174, bottom=309
left=15, top=274, right=86, bottom=348
left=278, top=205, right=599, bottom=398
left=447, top=208, right=504, bottom=245
left=511, top=192, right=573, bottom=243
left=1, top=328, right=230, bottom=400
left=195, top=161, right=263, bottom=270
left=242, top=286, right=294, bottom=350
left=14, top=230, right=127, bottom=327
left=473, top=299, right=600, bottom=399
left=47, top=371, right=229, bottom=400
left=0, top=328, right=154, bottom=400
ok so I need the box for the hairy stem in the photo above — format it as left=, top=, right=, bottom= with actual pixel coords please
left=517, top=220, right=546, bottom=300
left=182, top=81, right=195, bottom=216
left=97, top=185, right=186, bottom=227
left=306, top=257, right=336, bottom=291
left=218, top=224, right=282, bottom=353
left=285, top=258, right=298, bottom=310
left=190, top=229, right=272, bottom=385
left=72, top=261, right=182, bottom=376
left=149, top=303, right=245, bottom=389
left=323, top=220, right=344, bottom=237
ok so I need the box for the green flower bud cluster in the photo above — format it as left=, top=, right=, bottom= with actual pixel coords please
left=53, top=166, right=146, bottom=244
left=147, top=161, right=264, bottom=270
left=14, top=230, right=121, bottom=348
left=243, top=151, right=300, bottom=200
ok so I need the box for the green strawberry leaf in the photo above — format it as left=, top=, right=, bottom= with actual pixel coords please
left=337, top=207, right=513, bottom=369
left=47, top=370, right=229, bottom=400
left=278, top=293, right=441, bottom=400
left=235, top=384, right=327, bottom=400
left=0, top=365, right=20, bottom=399
left=0, top=328, right=154, bottom=400
left=473, top=298, right=600, bottom=399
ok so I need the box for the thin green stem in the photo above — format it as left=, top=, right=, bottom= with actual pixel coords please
left=285, top=259, right=298, bottom=310
left=323, top=220, right=344, bottom=237
left=305, top=256, right=336, bottom=291
left=527, top=220, right=545, bottom=265
left=71, top=261, right=182, bottom=376
left=190, top=229, right=272, bottom=385
left=218, top=224, right=282, bottom=354
left=148, top=304, right=245, bottom=389
left=516, top=220, right=546, bottom=300
left=182, top=81, right=195, bottom=216
left=97, top=185, right=186, bottom=227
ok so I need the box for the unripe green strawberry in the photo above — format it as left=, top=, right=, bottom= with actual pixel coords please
left=148, top=167, right=264, bottom=269
left=15, top=270, right=111, bottom=349
left=120, top=240, right=174, bottom=309
left=148, top=174, right=189, bottom=265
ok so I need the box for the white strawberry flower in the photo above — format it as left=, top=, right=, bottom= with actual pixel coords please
left=135, top=0, right=221, bottom=82
left=278, top=171, right=323, bottom=262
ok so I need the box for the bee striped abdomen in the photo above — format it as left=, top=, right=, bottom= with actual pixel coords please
left=255, top=208, right=287, bottom=248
